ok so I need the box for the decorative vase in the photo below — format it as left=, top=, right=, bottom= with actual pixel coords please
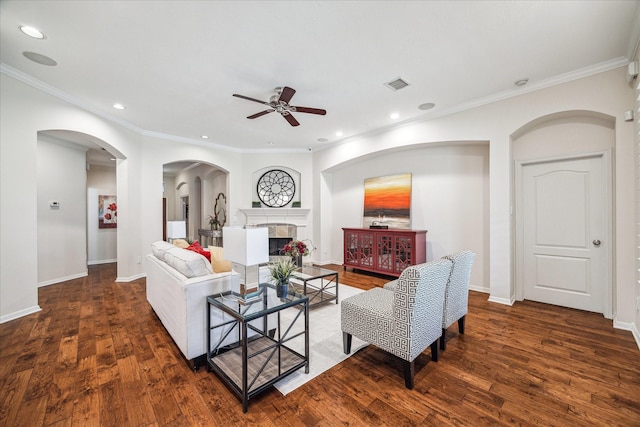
left=293, top=255, right=302, bottom=268
left=276, top=281, right=289, bottom=298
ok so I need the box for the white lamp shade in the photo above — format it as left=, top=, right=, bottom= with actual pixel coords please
left=223, top=226, right=269, bottom=266
left=166, top=221, right=186, bottom=239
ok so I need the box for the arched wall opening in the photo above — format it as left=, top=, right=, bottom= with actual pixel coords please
left=322, top=140, right=490, bottom=292
left=162, top=160, right=228, bottom=245
left=36, top=129, right=124, bottom=286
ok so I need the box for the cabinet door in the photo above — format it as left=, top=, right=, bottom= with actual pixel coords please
left=376, top=235, right=394, bottom=273
left=344, top=231, right=359, bottom=266
left=394, top=235, right=414, bottom=274
left=358, top=232, right=374, bottom=269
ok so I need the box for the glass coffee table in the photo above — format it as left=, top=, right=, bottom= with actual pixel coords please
left=290, top=266, right=339, bottom=306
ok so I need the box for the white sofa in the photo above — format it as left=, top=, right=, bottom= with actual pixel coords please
left=146, top=240, right=240, bottom=370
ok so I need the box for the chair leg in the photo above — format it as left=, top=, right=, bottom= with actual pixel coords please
left=458, top=315, right=465, bottom=334
left=440, top=328, right=446, bottom=350
left=343, top=332, right=352, bottom=354
left=403, top=359, right=415, bottom=389
left=431, top=340, right=439, bottom=362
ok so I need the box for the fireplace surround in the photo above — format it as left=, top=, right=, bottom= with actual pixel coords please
left=240, top=208, right=310, bottom=262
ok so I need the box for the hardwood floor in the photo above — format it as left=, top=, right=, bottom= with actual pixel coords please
left=1, top=263, right=639, bottom=426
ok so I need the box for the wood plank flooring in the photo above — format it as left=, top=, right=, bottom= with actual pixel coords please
left=1, top=263, right=639, bottom=426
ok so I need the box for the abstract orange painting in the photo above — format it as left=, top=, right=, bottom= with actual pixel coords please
left=363, top=173, right=411, bottom=229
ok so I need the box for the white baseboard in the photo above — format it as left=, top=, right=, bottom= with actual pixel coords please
left=488, top=294, right=515, bottom=306
left=0, top=305, right=41, bottom=324
left=469, top=284, right=489, bottom=294
left=88, top=258, right=117, bottom=265
left=38, top=271, right=88, bottom=287
left=115, top=273, right=146, bottom=282
left=613, top=319, right=640, bottom=350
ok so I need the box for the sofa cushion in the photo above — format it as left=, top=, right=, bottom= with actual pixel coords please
left=151, top=240, right=175, bottom=261
left=209, top=246, right=232, bottom=273
left=163, top=246, right=213, bottom=278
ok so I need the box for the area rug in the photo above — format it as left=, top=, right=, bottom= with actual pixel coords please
left=273, top=283, right=368, bottom=395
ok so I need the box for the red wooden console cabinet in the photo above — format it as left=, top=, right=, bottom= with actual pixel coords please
left=342, top=228, right=427, bottom=277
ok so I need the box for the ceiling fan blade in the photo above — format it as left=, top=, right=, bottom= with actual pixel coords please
left=292, top=106, right=327, bottom=115
left=247, top=109, right=274, bottom=119
left=233, top=94, right=269, bottom=105
left=282, top=112, right=300, bottom=127
left=278, top=86, right=296, bottom=104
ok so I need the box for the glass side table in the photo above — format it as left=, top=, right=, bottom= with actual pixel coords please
left=206, top=283, right=309, bottom=413
left=290, top=266, right=339, bottom=306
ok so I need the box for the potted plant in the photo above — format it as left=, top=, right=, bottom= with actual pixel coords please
left=268, top=258, right=297, bottom=297
left=207, top=214, right=219, bottom=231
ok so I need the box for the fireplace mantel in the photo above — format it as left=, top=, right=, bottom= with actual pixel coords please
left=239, top=208, right=310, bottom=224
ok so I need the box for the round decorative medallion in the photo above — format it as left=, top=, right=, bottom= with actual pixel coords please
left=257, top=169, right=296, bottom=207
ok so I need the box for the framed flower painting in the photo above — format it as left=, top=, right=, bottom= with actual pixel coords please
left=99, top=195, right=117, bottom=229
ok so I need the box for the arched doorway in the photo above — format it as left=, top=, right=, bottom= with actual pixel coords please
left=36, top=129, right=123, bottom=286
left=513, top=111, right=614, bottom=317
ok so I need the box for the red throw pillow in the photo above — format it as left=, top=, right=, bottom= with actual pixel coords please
left=186, top=241, right=211, bottom=261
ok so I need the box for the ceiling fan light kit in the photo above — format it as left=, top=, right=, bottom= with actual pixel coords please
left=233, top=86, right=326, bottom=127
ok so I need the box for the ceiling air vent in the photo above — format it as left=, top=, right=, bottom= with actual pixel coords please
left=384, top=77, right=410, bottom=91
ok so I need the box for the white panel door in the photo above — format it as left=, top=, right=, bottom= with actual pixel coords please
left=521, top=155, right=607, bottom=314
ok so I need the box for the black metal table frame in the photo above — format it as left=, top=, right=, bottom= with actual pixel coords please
left=206, top=284, right=309, bottom=412
left=290, top=267, right=339, bottom=306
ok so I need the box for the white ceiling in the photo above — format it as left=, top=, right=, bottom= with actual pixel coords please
left=1, top=1, right=639, bottom=154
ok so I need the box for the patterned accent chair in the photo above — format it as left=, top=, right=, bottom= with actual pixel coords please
left=440, top=250, right=475, bottom=350
left=341, top=258, right=453, bottom=389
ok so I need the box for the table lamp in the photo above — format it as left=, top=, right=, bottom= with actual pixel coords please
left=166, top=221, right=186, bottom=242
left=223, top=226, right=269, bottom=301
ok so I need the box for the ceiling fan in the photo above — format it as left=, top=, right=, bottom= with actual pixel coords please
left=232, top=86, right=326, bottom=127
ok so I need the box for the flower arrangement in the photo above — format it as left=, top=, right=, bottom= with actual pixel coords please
left=268, top=258, right=298, bottom=285
left=282, top=239, right=310, bottom=257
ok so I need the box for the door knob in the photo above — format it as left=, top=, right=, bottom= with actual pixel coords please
left=593, top=239, right=601, bottom=247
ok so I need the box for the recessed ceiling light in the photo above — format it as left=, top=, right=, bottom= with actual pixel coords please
left=19, top=25, right=45, bottom=39
left=515, top=78, right=529, bottom=87
left=267, top=141, right=274, bottom=145
left=113, top=103, right=125, bottom=110
left=390, top=113, right=400, bottom=120
left=201, top=135, right=209, bottom=139
left=23, top=51, right=56, bottom=66
left=418, top=102, right=435, bottom=111
left=336, top=131, right=343, bottom=137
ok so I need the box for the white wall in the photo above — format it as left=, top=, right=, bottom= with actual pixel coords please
left=87, top=164, right=117, bottom=264
left=1, top=72, right=142, bottom=322
left=634, top=46, right=640, bottom=344
left=328, top=143, right=489, bottom=291
left=37, top=135, right=88, bottom=286
left=314, top=66, right=636, bottom=330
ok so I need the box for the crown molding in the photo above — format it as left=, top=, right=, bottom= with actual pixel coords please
left=3, top=57, right=629, bottom=155
left=322, top=57, right=630, bottom=151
